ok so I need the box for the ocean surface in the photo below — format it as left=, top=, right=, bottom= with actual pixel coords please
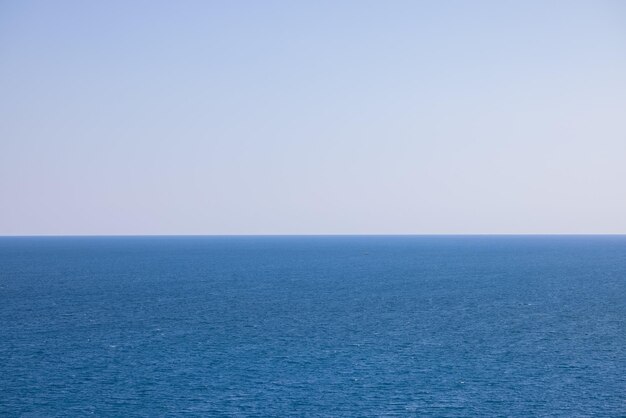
left=1, top=236, right=625, bottom=416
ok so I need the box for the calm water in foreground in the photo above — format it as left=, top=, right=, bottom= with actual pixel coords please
left=1, top=236, right=625, bottom=416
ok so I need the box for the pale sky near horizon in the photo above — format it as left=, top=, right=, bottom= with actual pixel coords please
left=1, top=1, right=625, bottom=235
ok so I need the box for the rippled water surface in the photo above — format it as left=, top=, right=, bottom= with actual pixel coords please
left=1, top=236, right=625, bottom=416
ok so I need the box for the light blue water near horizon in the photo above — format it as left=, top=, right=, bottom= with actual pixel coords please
left=1, top=236, right=625, bottom=416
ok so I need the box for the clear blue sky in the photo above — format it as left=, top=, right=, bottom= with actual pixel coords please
left=1, top=1, right=625, bottom=235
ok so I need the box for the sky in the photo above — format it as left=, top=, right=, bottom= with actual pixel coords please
left=1, top=0, right=625, bottom=235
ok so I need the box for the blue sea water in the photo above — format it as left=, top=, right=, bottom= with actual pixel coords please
left=1, top=236, right=625, bottom=416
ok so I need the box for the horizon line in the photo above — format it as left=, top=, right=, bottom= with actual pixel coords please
left=1, top=233, right=626, bottom=238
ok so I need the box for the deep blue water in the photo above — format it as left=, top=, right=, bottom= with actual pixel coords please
left=1, top=236, right=625, bottom=416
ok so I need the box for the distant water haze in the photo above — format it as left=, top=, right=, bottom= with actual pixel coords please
left=1, top=1, right=625, bottom=235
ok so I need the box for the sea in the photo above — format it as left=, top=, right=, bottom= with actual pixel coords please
left=1, top=236, right=625, bottom=416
